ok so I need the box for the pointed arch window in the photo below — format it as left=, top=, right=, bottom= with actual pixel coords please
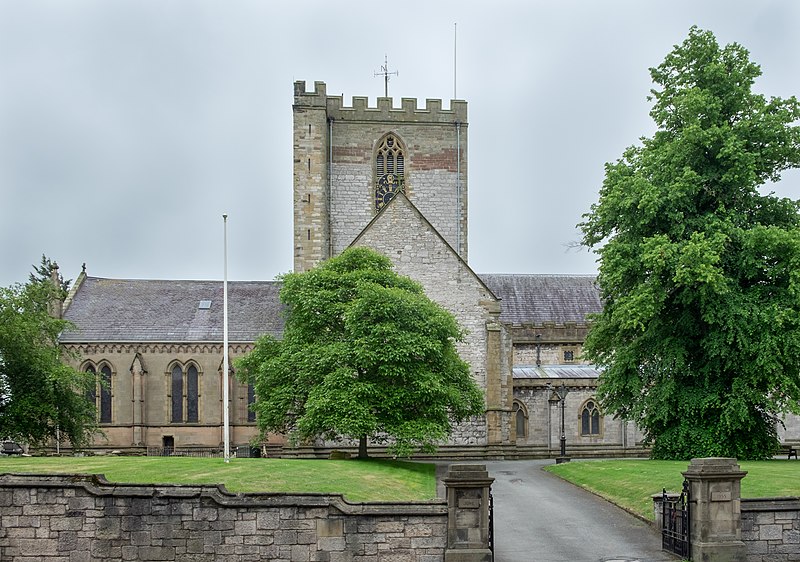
left=580, top=399, right=601, bottom=436
left=512, top=400, right=528, bottom=439
left=99, top=365, right=112, bottom=424
left=187, top=364, right=199, bottom=423
left=247, top=383, right=256, bottom=423
left=84, top=363, right=113, bottom=424
left=170, top=362, right=201, bottom=423
left=375, top=134, right=406, bottom=210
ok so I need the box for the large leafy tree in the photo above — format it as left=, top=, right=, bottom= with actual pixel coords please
left=580, top=27, right=800, bottom=460
left=236, top=247, right=484, bottom=458
left=0, top=273, right=97, bottom=449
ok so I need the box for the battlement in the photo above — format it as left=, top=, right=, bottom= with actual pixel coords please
left=293, top=80, right=467, bottom=124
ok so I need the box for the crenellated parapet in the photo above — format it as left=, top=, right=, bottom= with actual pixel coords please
left=293, top=80, right=467, bottom=124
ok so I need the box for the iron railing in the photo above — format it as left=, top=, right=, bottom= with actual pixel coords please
left=488, top=490, right=495, bottom=560
left=662, top=480, right=690, bottom=558
left=146, top=446, right=258, bottom=458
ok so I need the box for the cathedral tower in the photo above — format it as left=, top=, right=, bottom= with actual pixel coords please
left=292, top=80, right=468, bottom=272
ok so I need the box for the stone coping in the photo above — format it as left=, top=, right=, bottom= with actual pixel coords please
left=0, top=473, right=447, bottom=516
left=741, top=497, right=800, bottom=512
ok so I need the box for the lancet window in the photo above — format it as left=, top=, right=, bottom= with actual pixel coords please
left=85, top=362, right=113, bottom=424
left=170, top=362, right=200, bottom=423
left=513, top=400, right=528, bottom=439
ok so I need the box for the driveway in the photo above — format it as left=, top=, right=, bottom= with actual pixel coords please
left=482, top=460, right=676, bottom=562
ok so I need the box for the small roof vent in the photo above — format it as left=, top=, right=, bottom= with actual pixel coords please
left=198, top=300, right=212, bottom=310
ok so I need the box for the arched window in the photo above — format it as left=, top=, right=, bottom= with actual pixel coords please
left=99, top=364, right=112, bottom=424
left=374, top=134, right=406, bottom=210
left=84, top=362, right=113, bottom=424
left=581, top=399, right=601, bottom=436
left=169, top=361, right=201, bottom=424
left=187, top=364, right=199, bottom=423
left=247, top=383, right=256, bottom=423
left=85, top=365, right=96, bottom=406
left=512, top=400, right=528, bottom=439
left=171, top=364, right=183, bottom=423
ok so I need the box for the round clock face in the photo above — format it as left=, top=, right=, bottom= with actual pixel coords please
left=375, top=173, right=401, bottom=210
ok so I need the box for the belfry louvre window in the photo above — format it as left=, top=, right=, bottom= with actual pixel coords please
left=376, top=135, right=405, bottom=176
left=581, top=399, right=601, bottom=435
left=375, top=134, right=406, bottom=210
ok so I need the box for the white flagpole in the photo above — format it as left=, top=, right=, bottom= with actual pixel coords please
left=223, top=213, right=230, bottom=463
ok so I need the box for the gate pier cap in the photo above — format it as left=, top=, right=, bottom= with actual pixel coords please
left=683, top=457, right=748, bottom=562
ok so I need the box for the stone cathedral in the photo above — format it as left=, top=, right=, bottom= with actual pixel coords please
left=60, top=80, right=798, bottom=458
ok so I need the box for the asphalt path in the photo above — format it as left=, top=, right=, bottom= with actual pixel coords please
left=481, top=460, right=676, bottom=562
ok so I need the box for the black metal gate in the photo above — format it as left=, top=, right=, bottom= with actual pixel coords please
left=488, top=491, right=495, bottom=560
left=662, top=480, right=690, bottom=557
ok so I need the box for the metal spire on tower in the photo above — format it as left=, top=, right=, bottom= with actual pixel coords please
left=374, top=54, right=398, bottom=98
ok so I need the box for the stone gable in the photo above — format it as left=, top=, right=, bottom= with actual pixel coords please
left=351, top=194, right=513, bottom=448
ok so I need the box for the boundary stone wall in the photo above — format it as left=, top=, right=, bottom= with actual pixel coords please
left=741, top=498, right=800, bottom=562
left=0, top=473, right=447, bottom=561
left=655, top=459, right=800, bottom=562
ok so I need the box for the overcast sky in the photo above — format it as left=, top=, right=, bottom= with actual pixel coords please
left=2, top=0, right=799, bottom=287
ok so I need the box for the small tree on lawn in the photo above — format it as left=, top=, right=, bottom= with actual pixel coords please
left=236, top=247, right=484, bottom=458
left=580, top=27, right=800, bottom=460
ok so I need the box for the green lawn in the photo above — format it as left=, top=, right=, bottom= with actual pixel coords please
left=0, top=457, right=437, bottom=502
left=546, top=459, right=800, bottom=521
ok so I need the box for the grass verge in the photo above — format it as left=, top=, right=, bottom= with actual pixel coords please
left=545, top=459, right=800, bottom=521
left=0, top=457, right=437, bottom=502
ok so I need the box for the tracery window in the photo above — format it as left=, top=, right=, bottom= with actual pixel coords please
left=512, top=400, right=528, bottom=439
left=580, top=399, right=601, bottom=436
left=374, top=134, right=406, bottom=210
left=85, top=362, right=113, bottom=424
left=170, top=362, right=200, bottom=423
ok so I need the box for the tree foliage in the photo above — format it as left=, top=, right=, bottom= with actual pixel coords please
left=29, top=254, right=71, bottom=300
left=236, top=247, right=484, bottom=458
left=580, top=27, right=800, bottom=460
left=0, top=275, right=97, bottom=448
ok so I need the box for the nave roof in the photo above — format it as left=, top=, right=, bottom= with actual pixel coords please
left=480, top=274, right=600, bottom=325
left=61, top=277, right=284, bottom=343
left=61, top=273, right=601, bottom=343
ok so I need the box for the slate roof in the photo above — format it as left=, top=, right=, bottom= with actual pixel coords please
left=61, top=273, right=600, bottom=343
left=480, top=274, right=600, bottom=325
left=61, top=277, right=284, bottom=343
left=513, top=364, right=600, bottom=379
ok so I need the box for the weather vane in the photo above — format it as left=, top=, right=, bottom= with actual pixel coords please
left=374, top=54, right=398, bottom=98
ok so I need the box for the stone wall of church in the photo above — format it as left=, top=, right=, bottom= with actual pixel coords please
left=62, top=344, right=260, bottom=451
left=293, top=82, right=331, bottom=273
left=293, top=81, right=468, bottom=273
left=327, top=119, right=467, bottom=261
left=352, top=198, right=512, bottom=447
left=513, top=343, right=586, bottom=366
left=513, top=380, right=644, bottom=457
